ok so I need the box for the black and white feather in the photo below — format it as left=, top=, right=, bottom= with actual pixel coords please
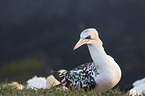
left=58, top=62, right=99, bottom=91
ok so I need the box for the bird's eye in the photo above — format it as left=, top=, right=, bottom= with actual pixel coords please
left=85, top=35, right=91, bottom=39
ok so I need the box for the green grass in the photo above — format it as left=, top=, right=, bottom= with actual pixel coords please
left=0, top=82, right=129, bottom=96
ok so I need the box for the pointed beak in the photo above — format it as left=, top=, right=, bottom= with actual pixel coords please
left=73, top=39, right=88, bottom=50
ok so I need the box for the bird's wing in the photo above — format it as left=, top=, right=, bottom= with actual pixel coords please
left=59, top=62, right=99, bottom=91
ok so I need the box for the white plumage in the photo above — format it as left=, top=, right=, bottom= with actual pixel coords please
left=27, top=76, right=46, bottom=89
left=26, top=70, right=67, bottom=90
left=56, top=28, right=122, bottom=92
left=129, top=77, right=145, bottom=96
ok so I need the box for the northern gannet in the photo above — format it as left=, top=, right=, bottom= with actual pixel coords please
left=54, top=28, right=122, bottom=92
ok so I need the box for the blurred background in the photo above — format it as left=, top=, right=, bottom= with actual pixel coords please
left=0, top=0, right=145, bottom=89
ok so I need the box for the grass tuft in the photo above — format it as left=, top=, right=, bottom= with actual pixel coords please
left=0, top=82, right=130, bottom=96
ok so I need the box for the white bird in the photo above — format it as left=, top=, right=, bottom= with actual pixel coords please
left=54, top=28, right=122, bottom=92
left=129, top=77, right=145, bottom=96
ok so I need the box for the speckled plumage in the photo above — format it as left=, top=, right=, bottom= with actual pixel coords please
left=53, top=28, right=121, bottom=92
left=59, top=62, right=99, bottom=91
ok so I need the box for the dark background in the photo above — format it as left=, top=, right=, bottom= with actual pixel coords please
left=0, top=0, right=145, bottom=89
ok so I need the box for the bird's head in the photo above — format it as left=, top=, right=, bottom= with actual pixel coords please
left=73, top=28, right=102, bottom=50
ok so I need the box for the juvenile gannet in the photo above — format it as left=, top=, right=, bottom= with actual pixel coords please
left=54, top=28, right=121, bottom=92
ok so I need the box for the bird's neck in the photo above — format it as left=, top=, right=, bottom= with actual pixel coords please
left=87, top=39, right=109, bottom=68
